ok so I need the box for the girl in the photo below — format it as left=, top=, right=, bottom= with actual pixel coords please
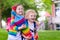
left=7, top=4, right=25, bottom=40
left=25, top=9, right=39, bottom=40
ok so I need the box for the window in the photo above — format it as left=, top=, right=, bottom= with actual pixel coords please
left=55, top=3, right=60, bottom=17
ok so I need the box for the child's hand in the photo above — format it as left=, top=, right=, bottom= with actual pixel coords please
left=22, top=24, right=26, bottom=28
left=34, top=33, right=39, bottom=40
left=22, top=34, right=32, bottom=40
left=18, top=24, right=26, bottom=30
left=26, top=36, right=32, bottom=39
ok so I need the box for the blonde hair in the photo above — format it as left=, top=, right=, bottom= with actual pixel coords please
left=25, top=9, right=37, bottom=19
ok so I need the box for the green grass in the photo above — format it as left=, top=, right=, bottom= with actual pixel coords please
left=0, top=29, right=60, bottom=40
left=38, top=30, right=60, bottom=40
left=0, top=29, right=8, bottom=40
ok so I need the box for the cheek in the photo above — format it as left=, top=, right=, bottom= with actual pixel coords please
left=28, top=16, right=31, bottom=20
left=29, top=16, right=32, bottom=19
left=21, top=9, right=24, bottom=11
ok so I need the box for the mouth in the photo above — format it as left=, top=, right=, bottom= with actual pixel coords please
left=31, top=18, right=35, bottom=21
left=19, top=11, right=23, bottom=13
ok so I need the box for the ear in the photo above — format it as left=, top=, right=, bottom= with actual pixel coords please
left=25, top=14, right=28, bottom=19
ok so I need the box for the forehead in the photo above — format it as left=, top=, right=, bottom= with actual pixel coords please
left=17, top=5, right=23, bottom=8
left=28, top=11, right=36, bottom=15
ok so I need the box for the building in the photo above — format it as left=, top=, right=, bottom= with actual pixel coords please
left=52, top=0, right=60, bottom=30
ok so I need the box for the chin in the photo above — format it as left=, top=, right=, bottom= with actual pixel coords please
left=20, top=14, right=22, bottom=15
left=31, top=20, right=35, bottom=22
left=19, top=13, right=23, bottom=14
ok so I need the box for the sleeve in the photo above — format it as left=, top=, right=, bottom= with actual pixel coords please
left=23, top=19, right=27, bottom=25
left=10, top=15, right=19, bottom=31
left=10, top=11, right=19, bottom=31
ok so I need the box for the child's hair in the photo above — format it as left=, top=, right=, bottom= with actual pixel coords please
left=12, top=3, right=24, bottom=11
left=25, top=9, right=37, bottom=19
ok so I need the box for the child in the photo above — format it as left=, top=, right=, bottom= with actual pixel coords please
left=6, top=17, right=11, bottom=32
left=25, top=9, right=39, bottom=40
left=9, top=4, right=33, bottom=40
left=7, top=4, right=25, bottom=40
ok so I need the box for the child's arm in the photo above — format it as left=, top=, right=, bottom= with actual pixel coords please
left=18, top=19, right=27, bottom=30
left=34, top=32, right=39, bottom=40
left=35, top=21, right=40, bottom=27
left=11, top=11, right=26, bottom=31
left=6, top=23, right=9, bottom=32
left=34, top=21, right=39, bottom=40
left=10, top=11, right=20, bottom=31
left=18, top=24, right=26, bottom=30
left=34, top=27, right=39, bottom=40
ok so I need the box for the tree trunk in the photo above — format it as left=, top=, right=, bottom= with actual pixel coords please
left=0, top=9, right=2, bottom=28
left=0, top=0, right=2, bottom=28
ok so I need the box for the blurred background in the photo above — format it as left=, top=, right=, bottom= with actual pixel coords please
left=0, top=0, right=60, bottom=30
left=0, top=0, right=60, bottom=40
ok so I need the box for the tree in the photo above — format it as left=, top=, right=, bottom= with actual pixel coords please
left=2, top=0, right=37, bottom=18
left=36, top=0, right=52, bottom=14
left=0, top=0, right=5, bottom=28
left=42, top=0, right=52, bottom=14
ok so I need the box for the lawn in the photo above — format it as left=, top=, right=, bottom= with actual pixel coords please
left=38, top=30, right=60, bottom=40
left=0, top=29, right=8, bottom=40
left=0, top=29, right=60, bottom=40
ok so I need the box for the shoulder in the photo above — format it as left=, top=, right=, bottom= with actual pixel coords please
left=11, top=11, right=16, bottom=16
left=35, top=21, right=40, bottom=27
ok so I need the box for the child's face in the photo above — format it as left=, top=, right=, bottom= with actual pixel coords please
left=28, top=12, right=36, bottom=22
left=16, top=5, right=24, bottom=15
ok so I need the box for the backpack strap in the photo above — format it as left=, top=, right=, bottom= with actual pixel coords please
left=29, top=22, right=36, bottom=32
left=21, top=31, right=24, bottom=40
left=34, top=22, right=36, bottom=33
left=34, top=22, right=36, bottom=28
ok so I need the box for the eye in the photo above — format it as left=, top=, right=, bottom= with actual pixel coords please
left=34, top=15, right=36, bottom=17
left=31, top=15, right=33, bottom=17
left=18, top=8, right=20, bottom=10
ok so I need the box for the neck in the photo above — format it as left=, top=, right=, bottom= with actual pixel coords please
left=17, top=14, right=23, bottom=16
left=28, top=20, right=33, bottom=24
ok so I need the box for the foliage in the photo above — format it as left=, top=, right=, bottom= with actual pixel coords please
left=0, top=0, right=52, bottom=20
left=38, top=0, right=52, bottom=14
left=42, top=0, right=52, bottom=14
left=44, top=18, right=48, bottom=30
left=0, top=0, right=37, bottom=19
